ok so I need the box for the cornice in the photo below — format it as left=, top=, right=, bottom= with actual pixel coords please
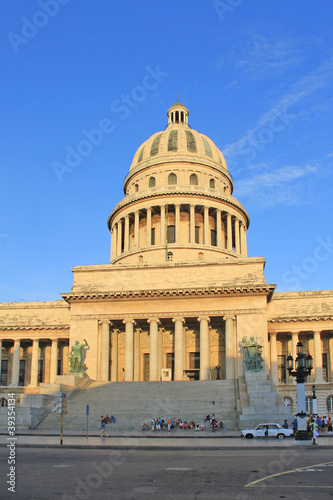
left=62, top=284, right=276, bottom=303
left=107, top=189, right=250, bottom=229
left=269, top=316, right=333, bottom=323
left=0, top=325, right=70, bottom=331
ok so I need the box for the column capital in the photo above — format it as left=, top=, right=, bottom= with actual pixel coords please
left=147, top=317, right=160, bottom=324
left=122, top=319, right=136, bottom=325
left=269, top=331, right=277, bottom=338
left=313, top=330, right=322, bottom=336
left=172, top=317, right=185, bottom=324
left=197, top=316, right=210, bottom=323
left=223, top=315, right=235, bottom=321
left=98, top=320, right=111, bottom=325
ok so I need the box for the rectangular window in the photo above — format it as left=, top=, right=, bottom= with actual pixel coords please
left=166, top=353, right=174, bottom=380
left=322, top=353, right=328, bottom=382
left=19, top=359, right=26, bottom=386
left=189, top=352, right=200, bottom=369
left=57, top=358, right=62, bottom=376
left=211, top=229, right=217, bottom=246
left=195, top=226, right=200, bottom=244
left=143, top=354, right=149, bottom=381
left=38, top=360, right=44, bottom=384
left=278, top=355, right=286, bottom=383
left=167, top=225, right=175, bottom=243
left=1, top=360, right=8, bottom=385
left=151, top=227, right=155, bottom=246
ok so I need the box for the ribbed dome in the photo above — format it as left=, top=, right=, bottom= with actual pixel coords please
left=128, top=102, right=228, bottom=175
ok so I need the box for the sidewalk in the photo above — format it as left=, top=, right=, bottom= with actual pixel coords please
left=1, top=430, right=332, bottom=450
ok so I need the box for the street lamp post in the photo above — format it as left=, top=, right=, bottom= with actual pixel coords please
left=312, top=384, right=318, bottom=418
left=287, top=341, right=313, bottom=442
left=215, top=365, right=221, bottom=380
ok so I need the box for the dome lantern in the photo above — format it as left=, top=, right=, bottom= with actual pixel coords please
left=167, top=92, right=189, bottom=127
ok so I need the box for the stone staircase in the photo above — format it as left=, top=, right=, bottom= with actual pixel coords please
left=37, top=380, right=238, bottom=432
left=238, top=370, right=292, bottom=429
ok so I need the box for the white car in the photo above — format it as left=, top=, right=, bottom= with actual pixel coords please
left=241, top=423, right=294, bottom=439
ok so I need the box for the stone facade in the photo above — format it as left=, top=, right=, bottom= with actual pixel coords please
left=0, top=101, right=332, bottom=421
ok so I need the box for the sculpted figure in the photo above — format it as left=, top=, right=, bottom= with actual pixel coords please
left=68, top=339, right=88, bottom=373
left=241, top=336, right=264, bottom=370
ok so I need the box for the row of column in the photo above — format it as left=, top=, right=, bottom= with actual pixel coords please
left=111, top=205, right=247, bottom=259
left=0, top=338, right=61, bottom=387
left=269, top=331, right=329, bottom=385
left=99, top=316, right=236, bottom=382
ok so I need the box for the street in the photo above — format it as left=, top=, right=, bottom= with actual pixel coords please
left=1, top=447, right=333, bottom=499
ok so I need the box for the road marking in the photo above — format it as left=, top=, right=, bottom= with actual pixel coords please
left=52, top=464, right=73, bottom=468
left=165, top=467, right=193, bottom=471
left=245, top=461, right=333, bottom=488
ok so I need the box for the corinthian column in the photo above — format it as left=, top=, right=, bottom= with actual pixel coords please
left=313, top=331, right=324, bottom=382
left=100, top=321, right=110, bottom=382
left=111, top=329, right=119, bottom=382
left=123, top=320, right=135, bottom=381
left=30, top=339, right=39, bottom=386
left=227, top=214, right=232, bottom=251
left=198, top=317, right=210, bottom=380
left=50, top=339, right=58, bottom=384
left=146, top=208, right=152, bottom=246
left=11, top=340, right=20, bottom=386
left=234, top=218, right=240, bottom=254
left=269, top=332, right=278, bottom=385
left=173, top=317, right=185, bottom=381
left=224, top=316, right=235, bottom=379
left=204, top=206, right=210, bottom=245
left=160, top=205, right=166, bottom=245
left=117, top=220, right=123, bottom=255
left=148, top=318, right=159, bottom=381
left=175, top=204, right=180, bottom=243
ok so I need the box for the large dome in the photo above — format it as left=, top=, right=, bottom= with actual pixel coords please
left=126, top=102, right=228, bottom=183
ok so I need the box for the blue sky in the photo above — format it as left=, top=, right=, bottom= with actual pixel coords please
left=1, top=0, right=332, bottom=302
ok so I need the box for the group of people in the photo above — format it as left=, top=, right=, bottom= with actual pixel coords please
left=100, top=414, right=116, bottom=438
left=142, top=414, right=226, bottom=432
left=284, top=415, right=332, bottom=445
left=308, top=415, right=332, bottom=432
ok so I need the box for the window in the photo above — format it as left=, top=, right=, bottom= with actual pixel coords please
left=19, top=359, right=25, bottom=386
left=210, top=178, right=215, bottom=189
left=168, top=173, right=177, bottom=185
left=283, top=397, right=293, bottom=412
left=190, top=173, right=198, bottom=185
left=38, top=360, right=44, bottom=384
left=1, top=359, right=8, bottom=385
left=322, top=353, right=328, bottom=381
left=189, top=352, right=200, bottom=369
left=149, top=177, right=156, bottom=188
left=167, top=225, right=175, bottom=243
left=278, top=355, right=286, bottom=383
left=1, top=398, right=8, bottom=407
left=327, top=396, right=333, bottom=413
left=151, top=228, right=155, bottom=246
left=211, top=230, right=217, bottom=246
left=135, top=184, right=139, bottom=192
left=195, top=226, right=200, bottom=244
left=306, top=396, right=313, bottom=414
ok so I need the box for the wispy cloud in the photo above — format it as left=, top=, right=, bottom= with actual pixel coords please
left=222, top=56, right=333, bottom=162
left=235, top=164, right=318, bottom=210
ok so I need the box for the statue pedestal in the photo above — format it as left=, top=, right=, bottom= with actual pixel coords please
left=55, top=373, right=86, bottom=387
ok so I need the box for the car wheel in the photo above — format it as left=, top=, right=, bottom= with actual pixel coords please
left=245, top=433, right=254, bottom=439
left=277, top=433, right=285, bottom=439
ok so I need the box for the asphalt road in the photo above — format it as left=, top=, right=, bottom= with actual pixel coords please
left=1, top=447, right=333, bottom=500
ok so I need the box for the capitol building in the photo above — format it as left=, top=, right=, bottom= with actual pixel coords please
left=1, top=100, right=333, bottom=428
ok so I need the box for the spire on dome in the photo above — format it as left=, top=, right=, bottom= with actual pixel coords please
left=177, top=89, right=179, bottom=103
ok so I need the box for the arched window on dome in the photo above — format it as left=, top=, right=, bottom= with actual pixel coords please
left=168, top=173, right=177, bottom=185
left=190, top=174, right=198, bottom=186
left=149, top=177, right=156, bottom=188
left=209, top=178, right=215, bottom=189
left=135, top=184, right=139, bottom=192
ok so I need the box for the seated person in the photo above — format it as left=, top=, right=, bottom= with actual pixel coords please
left=142, top=422, right=149, bottom=431
left=182, top=421, right=189, bottom=430
left=110, top=415, right=115, bottom=423
left=200, top=422, right=205, bottom=431
left=195, top=424, right=200, bottom=431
